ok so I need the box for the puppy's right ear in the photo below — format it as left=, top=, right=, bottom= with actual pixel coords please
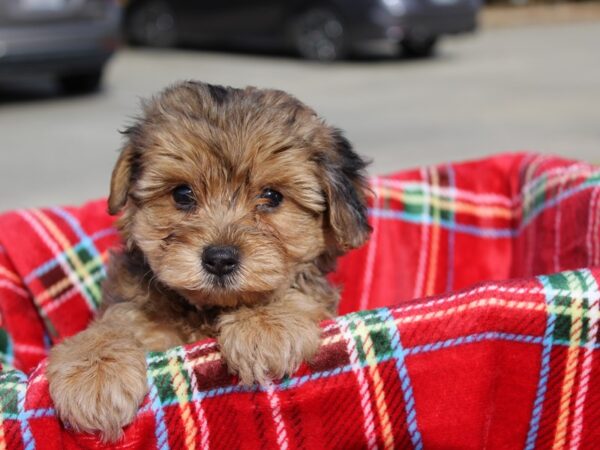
left=320, top=129, right=372, bottom=252
left=108, top=144, right=137, bottom=215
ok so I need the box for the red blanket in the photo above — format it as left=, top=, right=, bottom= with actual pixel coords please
left=1, top=153, right=599, bottom=449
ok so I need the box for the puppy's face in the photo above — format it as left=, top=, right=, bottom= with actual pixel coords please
left=108, top=82, right=370, bottom=307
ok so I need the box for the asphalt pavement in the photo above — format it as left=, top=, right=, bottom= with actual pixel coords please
left=0, top=22, right=599, bottom=211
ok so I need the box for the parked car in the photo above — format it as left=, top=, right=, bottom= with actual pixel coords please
left=0, top=0, right=121, bottom=93
left=123, top=0, right=480, bottom=60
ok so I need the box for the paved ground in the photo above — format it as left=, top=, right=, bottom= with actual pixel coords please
left=482, top=2, right=600, bottom=28
left=0, top=21, right=599, bottom=211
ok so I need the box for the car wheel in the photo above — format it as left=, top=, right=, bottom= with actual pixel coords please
left=58, top=69, right=103, bottom=94
left=290, top=8, right=347, bottom=61
left=401, top=36, right=438, bottom=58
left=126, top=0, right=178, bottom=47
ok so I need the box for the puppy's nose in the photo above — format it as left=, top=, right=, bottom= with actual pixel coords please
left=201, top=245, right=240, bottom=277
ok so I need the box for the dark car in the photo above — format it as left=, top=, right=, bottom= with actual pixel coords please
left=0, top=0, right=121, bottom=93
left=124, top=0, right=480, bottom=60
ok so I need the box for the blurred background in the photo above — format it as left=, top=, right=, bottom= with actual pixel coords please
left=0, top=0, right=598, bottom=211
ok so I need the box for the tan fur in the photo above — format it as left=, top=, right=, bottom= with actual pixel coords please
left=47, top=81, right=370, bottom=442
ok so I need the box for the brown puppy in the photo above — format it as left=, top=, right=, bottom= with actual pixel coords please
left=46, top=81, right=371, bottom=442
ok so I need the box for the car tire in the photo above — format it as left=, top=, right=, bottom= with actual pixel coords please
left=125, top=0, right=178, bottom=47
left=401, top=36, right=438, bottom=58
left=289, top=8, right=347, bottom=61
left=58, top=69, right=103, bottom=94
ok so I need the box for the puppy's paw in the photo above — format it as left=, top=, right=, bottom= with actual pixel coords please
left=47, top=326, right=147, bottom=442
left=218, top=308, right=321, bottom=386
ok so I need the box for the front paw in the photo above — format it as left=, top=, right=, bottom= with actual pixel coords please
left=218, top=309, right=321, bottom=386
left=47, top=327, right=147, bottom=442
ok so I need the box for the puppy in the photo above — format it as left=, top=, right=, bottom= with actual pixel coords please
left=46, top=81, right=371, bottom=441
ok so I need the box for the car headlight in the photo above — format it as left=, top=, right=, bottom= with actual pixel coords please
left=381, top=0, right=406, bottom=15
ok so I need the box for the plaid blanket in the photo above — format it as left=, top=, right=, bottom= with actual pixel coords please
left=1, top=153, right=599, bottom=449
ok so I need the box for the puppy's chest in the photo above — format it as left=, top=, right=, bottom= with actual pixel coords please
left=178, top=310, right=220, bottom=343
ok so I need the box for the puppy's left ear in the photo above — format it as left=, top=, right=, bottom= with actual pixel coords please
left=108, top=143, right=137, bottom=215
left=320, top=129, right=372, bottom=251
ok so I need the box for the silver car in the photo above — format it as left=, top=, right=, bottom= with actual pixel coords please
left=0, top=0, right=121, bottom=93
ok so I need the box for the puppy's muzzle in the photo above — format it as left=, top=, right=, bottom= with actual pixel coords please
left=201, top=245, right=240, bottom=277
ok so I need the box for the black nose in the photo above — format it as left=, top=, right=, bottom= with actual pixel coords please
left=201, top=245, right=240, bottom=277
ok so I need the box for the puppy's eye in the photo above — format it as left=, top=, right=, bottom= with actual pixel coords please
left=172, top=185, right=196, bottom=209
left=259, top=188, right=283, bottom=208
